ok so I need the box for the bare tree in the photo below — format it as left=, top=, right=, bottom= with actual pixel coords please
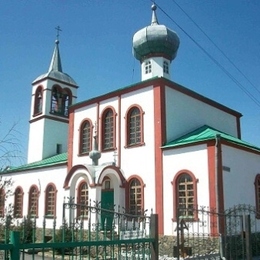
left=0, top=176, right=13, bottom=224
left=0, top=121, right=24, bottom=170
left=0, top=122, right=24, bottom=229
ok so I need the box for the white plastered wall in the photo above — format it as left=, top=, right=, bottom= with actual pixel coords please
left=4, top=165, right=67, bottom=228
left=72, top=85, right=157, bottom=213
left=28, top=118, right=68, bottom=163
left=163, top=144, right=210, bottom=235
left=120, top=86, right=156, bottom=213
left=221, top=145, right=260, bottom=209
left=164, top=86, right=239, bottom=143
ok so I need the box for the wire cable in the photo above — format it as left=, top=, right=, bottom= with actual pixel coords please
left=171, top=0, right=260, bottom=96
left=153, top=1, right=260, bottom=108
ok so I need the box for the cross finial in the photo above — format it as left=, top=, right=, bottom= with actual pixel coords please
left=55, top=26, right=62, bottom=40
left=113, top=151, right=118, bottom=166
left=94, top=121, right=98, bottom=136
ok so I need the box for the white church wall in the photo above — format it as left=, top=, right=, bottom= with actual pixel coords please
left=221, top=145, right=260, bottom=209
left=73, top=99, right=122, bottom=167
left=43, top=119, right=68, bottom=156
left=162, top=144, right=210, bottom=235
left=27, top=120, right=45, bottom=163
left=73, top=85, right=155, bottom=165
left=28, top=118, right=68, bottom=163
left=164, top=86, right=239, bottom=143
left=99, top=97, right=119, bottom=110
left=120, top=85, right=156, bottom=212
left=4, top=165, right=67, bottom=228
left=120, top=85, right=155, bottom=161
left=72, top=85, right=157, bottom=213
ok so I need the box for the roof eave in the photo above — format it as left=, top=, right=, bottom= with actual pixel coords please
left=3, top=161, right=67, bottom=174
left=162, top=137, right=260, bottom=154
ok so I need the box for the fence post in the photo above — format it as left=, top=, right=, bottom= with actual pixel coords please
left=9, top=231, right=20, bottom=260
left=245, top=214, right=252, bottom=260
left=150, top=214, right=158, bottom=260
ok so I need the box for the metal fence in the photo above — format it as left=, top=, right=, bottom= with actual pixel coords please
left=175, top=204, right=260, bottom=260
left=0, top=199, right=158, bottom=260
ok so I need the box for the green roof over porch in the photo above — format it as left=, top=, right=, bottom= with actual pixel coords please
left=162, top=125, right=260, bottom=152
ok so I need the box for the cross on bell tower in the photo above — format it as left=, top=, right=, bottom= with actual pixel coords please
left=55, top=26, right=62, bottom=41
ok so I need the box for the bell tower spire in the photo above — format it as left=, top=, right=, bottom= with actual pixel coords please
left=27, top=29, right=78, bottom=163
left=49, top=26, right=63, bottom=72
left=48, top=40, right=62, bottom=72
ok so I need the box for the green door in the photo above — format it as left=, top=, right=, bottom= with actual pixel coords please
left=101, top=190, right=114, bottom=230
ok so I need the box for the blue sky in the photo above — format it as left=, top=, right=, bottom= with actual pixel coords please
left=1, top=0, right=260, bottom=166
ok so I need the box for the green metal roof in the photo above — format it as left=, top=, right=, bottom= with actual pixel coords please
left=3, top=153, right=67, bottom=173
left=162, top=125, right=260, bottom=152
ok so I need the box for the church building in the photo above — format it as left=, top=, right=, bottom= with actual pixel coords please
left=3, top=4, right=260, bottom=236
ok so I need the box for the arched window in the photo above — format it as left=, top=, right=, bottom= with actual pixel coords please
left=79, top=120, right=92, bottom=155
left=126, top=106, right=144, bottom=147
left=173, top=171, right=198, bottom=220
left=77, top=181, right=88, bottom=218
left=51, top=86, right=61, bottom=114
left=51, top=86, right=72, bottom=117
left=128, top=177, right=144, bottom=215
left=45, top=184, right=56, bottom=218
left=62, top=88, right=72, bottom=116
left=144, top=60, right=152, bottom=74
left=255, top=174, right=260, bottom=215
left=163, top=61, right=169, bottom=74
left=0, top=189, right=5, bottom=217
left=102, top=108, right=115, bottom=151
left=14, top=187, right=23, bottom=218
left=34, top=87, right=43, bottom=115
left=28, top=186, right=39, bottom=217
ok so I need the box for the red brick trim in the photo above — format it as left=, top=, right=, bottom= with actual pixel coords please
left=153, top=83, right=165, bottom=234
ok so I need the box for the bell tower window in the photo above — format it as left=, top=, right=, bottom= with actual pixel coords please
left=51, top=86, right=60, bottom=114
left=51, top=86, right=72, bottom=117
left=64, top=94, right=70, bottom=116
left=34, top=87, right=43, bottom=115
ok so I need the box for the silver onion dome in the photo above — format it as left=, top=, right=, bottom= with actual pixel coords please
left=133, top=4, right=180, bottom=62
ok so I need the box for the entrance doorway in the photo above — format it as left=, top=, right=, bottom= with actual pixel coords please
left=101, top=178, right=114, bottom=230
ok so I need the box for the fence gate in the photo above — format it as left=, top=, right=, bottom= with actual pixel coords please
left=223, top=204, right=260, bottom=259
left=176, top=204, right=260, bottom=260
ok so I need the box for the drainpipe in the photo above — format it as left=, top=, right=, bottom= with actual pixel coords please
left=215, top=134, right=221, bottom=218
left=215, top=134, right=225, bottom=258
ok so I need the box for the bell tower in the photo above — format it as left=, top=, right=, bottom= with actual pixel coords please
left=27, top=34, right=78, bottom=163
